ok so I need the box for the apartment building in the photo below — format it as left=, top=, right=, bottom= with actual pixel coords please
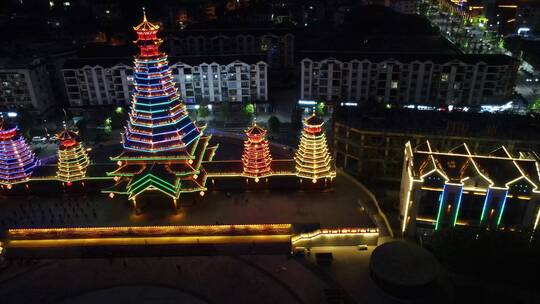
left=62, top=56, right=268, bottom=107
left=400, top=142, right=540, bottom=238
left=165, top=31, right=294, bottom=68
left=170, top=57, right=268, bottom=104
left=0, top=57, right=55, bottom=114
left=333, top=107, right=540, bottom=184
left=301, top=53, right=518, bottom=106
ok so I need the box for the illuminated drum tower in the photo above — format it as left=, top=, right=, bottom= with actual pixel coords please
left=105, top=12, right=217, bottom=210
left=295, top=113, right=336, bottom=183
left=242, top=122, right=272, bottom=181
left=0, top=119, right=38, bottom=189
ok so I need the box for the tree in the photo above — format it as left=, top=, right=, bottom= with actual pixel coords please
left=291, top=107, right=303, bottom=133
left=316, top=101, right=327, bottom=116
left=16, top=108, right=32, bottom=138
left=197, top=103, right=210, bottom=118
left=243, top=103, right=255, bottom=120
left=530, top=99, right=540, bottom=112
left=104, top=117, right=112, bottom=134
left=75, top=119, right=88, bottom=141
left=267, top=116, right=281, bottom=134
left=219, top=102, right=231, bottom=122
left=111, top=107, right=127, bottom=130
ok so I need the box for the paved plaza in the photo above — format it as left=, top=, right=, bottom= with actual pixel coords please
left=0, top=171, right=375, bottom=231
left=0, top=248, right=405, bottom=304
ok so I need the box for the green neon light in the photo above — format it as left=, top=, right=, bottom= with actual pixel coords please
left=480, top=189, right=491, bottom=223
left=435, top=185, right=446, bottom=230
left=128, top=174, right=176, bottom=193
left=496, top=191, right=509, bottom=228
left=452, top=187, right=464, bottom=227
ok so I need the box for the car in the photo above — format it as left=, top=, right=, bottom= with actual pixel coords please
left=31, top=136, right=47, bottom=144
left=357, top=244, right=368, bottom=251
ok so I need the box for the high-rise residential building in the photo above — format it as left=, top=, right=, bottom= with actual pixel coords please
left=0, top=57, right=56, bottom=114
left=62, top=56, right=268, bottom=108
left=301, top=53, right=518, bottom=106
left=165, top=31, right=294, bottom=68
left=400, top=141, right=540, bottom=238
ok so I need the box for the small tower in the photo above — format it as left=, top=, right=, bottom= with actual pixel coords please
left=294, top=113, right=336, bottom=183
left=56, top=126, right=90, bottom=183
left=242, top=122, right=272, bottom=181
left=0, top=119, right=38, bottom=188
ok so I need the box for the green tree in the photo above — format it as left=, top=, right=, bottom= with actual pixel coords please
left=530, top=99, right=540, bottom=112
left=104, top=117, right=112, bottom=134
left=243, top=103, right=255, bottom=119
left=267, top=116, right=281, bottom=134
left=315, top=102, right=327, bottom=116
left=197, top=103, right=210, bottom=118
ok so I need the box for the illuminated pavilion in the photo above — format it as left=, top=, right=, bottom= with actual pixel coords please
left=241, top=122, right=273, bottom=181
left=0, top=119, right=39, bottom=189
left=56, top=127, right=90, bottom=184
left=401, top=141, right=540, bottom=237
left=294, top=113, right=336, bottom=183
left=103, top=12, right=218, bottom=210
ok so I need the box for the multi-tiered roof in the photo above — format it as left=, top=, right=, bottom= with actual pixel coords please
left=56, top=127, right=90, bottom=183
left=294, top=113, right=336, bottom=182
left=104, top=12, right=218, bottom=208
left=242, top=122, right=272, bottom=180
left=0, top=119, right=38, bottom=187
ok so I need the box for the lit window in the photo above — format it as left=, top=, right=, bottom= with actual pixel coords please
left=391, top=81, right=398, bottom=89
left=441, top=73, right=449, bottom=82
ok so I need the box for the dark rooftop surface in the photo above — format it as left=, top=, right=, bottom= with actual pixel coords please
left=63, top=54, right=267, bottom=69
left=299, top=6, right=459, bottom=55
left=301, top=51, right=516, bottom=65
left=335, top=107, right=540, bottom=142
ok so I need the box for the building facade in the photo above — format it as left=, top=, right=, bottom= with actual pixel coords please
left=301, top=54, right=518, bottom=106
left=165, top=32, right=294, bottom=68
left=62, top=58, right=268, bottom=107
left=400, top=142, right=540, bottom=238
left=516, top=3, right=540, bottom=35
left=333, top=108, right=540, bottom=184
left=0, top=58, right=55, bottom=114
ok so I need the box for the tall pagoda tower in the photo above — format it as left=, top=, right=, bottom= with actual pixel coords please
left=104, top=12, right=218, bottom=210
left=56, top=127, right=90, bottom=184
left=294, top=113, right=336, bottom=183
left=242, top=122, right=272, bottom=181
left=0, top=119, right=39, bottom=188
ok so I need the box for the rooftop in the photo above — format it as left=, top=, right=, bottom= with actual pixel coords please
left=299, top=6, right=459, bottom=55
left=335, top=107, right=540, bottom=143
left=300, top=51, right=517, bottom=65
left=63, top=54, right=267, bottom=69
left=408, top=141, right=540, bottom=189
